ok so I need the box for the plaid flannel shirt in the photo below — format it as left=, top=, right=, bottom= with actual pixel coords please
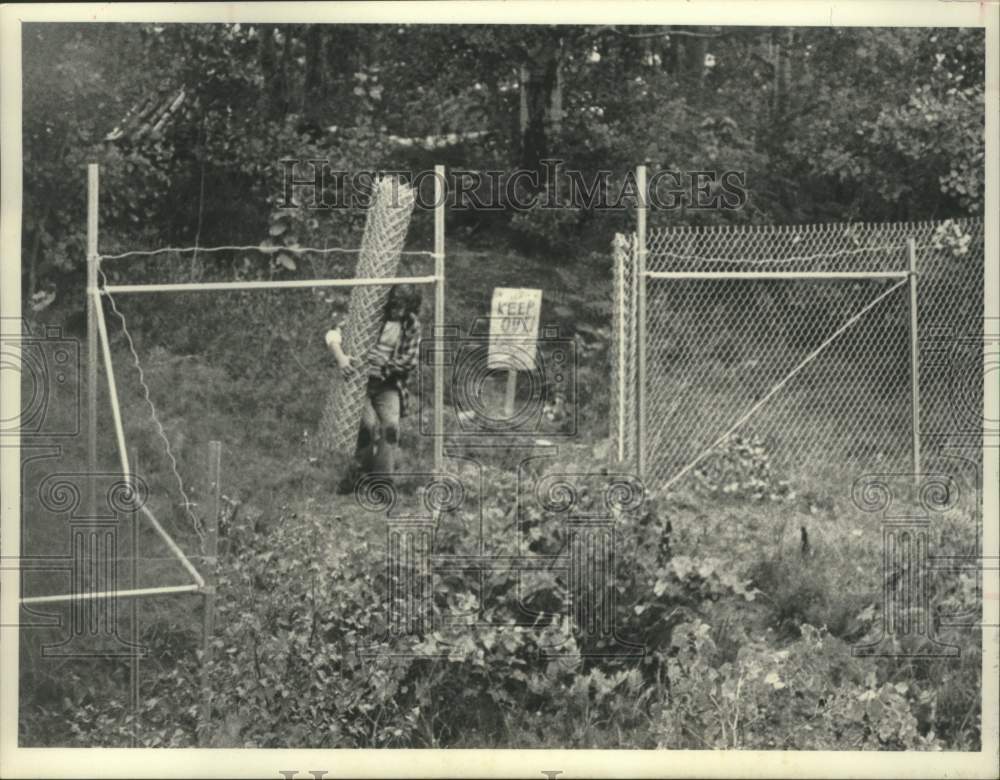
left=368, top=313, right=421, bottom=417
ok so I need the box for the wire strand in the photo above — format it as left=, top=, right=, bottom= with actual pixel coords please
left=99, top=268, right=205, bottom=550
left=100, top=245, right=362, bottom=261
left=99, top=246, right=438, bottom=261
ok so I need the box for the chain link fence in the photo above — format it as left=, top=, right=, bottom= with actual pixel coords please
left=612, top=218, right=984, bottom=495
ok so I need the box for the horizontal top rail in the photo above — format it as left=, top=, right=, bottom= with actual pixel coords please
left=644, top=270, right=909, bottom=281
left=646, top=216, right=982, bottom=237
left=646, top=243, right=912, bottom=268
left=98, top=274, right=439, bottom=295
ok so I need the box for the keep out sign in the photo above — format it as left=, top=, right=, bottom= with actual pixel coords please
left=488, top=287, right=543, bottom=371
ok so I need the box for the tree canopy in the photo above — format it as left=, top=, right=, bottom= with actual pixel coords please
left=22, top=23, right=985, bottom=301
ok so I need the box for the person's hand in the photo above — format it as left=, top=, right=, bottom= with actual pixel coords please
left=326, top=327, right=360, bottom=376
left=324, top=327, right=343, bottom=351
left=340, top=354, right=363, bottom=378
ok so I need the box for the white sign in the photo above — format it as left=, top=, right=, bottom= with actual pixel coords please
left=488, top=287, right=543, bottom=371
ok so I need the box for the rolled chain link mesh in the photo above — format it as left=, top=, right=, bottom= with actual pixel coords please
left=318, top=178, right=416, bottom=454
left=611, top=218, right=984, bottom=493
left=611, top=233, right=639, bottom=466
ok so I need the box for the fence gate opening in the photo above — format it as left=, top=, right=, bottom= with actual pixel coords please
left=612, top=212, right=984, bottom=496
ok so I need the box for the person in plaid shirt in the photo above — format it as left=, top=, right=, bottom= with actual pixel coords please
left=334, top=284, right=422, bottom=492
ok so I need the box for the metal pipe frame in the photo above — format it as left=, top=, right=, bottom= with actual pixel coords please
left=20, top=584, right=202, bottom=606
left=100, top=274, right=439, bottom=295
left=644, top=270, right=909, bottom=281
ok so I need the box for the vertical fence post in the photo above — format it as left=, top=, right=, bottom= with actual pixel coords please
left=129, top=445, right=141, bottom=748
left=433, top=165, right=446, bottom=473
left=635, top=165, right=648, bottom=480
left=87, top=164, right=99, bottom=518
left=908, top=237, right=922, bottom=484
left=199, top=440, right=222, bottom=743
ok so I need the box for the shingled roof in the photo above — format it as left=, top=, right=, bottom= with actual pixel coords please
left=104, top=87, right=187, bottom=143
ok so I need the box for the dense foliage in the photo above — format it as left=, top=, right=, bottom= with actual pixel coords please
left=22, top=432, right=982, bottom=748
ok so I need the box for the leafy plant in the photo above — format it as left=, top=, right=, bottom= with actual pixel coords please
left=693, top=434, right=793, bottom=502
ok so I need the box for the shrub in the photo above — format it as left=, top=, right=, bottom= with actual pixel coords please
left=655, top=622, right=943, bottom=750
left=692, top=434, right=794, bottom=502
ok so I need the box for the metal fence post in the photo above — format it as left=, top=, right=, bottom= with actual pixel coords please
left=612, top=234, right=628, bottom=464
left=87, top=163, right=99, bottom=520
left=635, top=165, right=648, bottom=480
left=199, top=440, right=222, bottom=743
left=434, top=165, right=446, bottom=472
left=908, top=237, right=922, bottom=483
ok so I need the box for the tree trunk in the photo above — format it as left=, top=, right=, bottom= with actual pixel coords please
left=258, top=24, right=287, bottom=118
left=771, top=30, right=781, bottom=116
left=781, top=29, right=794, bottom=116
left=681, top=27, right=708, bottom=90
left=549, top=58, right=563, bottom=136
left=671, top=27, right=685, bottom=74
left=303, top=26, right=323, bottom=129
left=324, top=26, right=356, bottom=112
left=621, top=29, right=643, bottom=73
left=359, top=26, right=381, bottom=72
left=280, top=26, right=293, bottom=108
left=27, top=221, right=41, bottom=299
left=520, top=52, right=559, bottom=171
left=519, top=64, right=529, bottom=138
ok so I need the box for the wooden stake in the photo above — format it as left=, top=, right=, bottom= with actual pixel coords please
left=199, top=440, right=222, bottom=743
left=504, top=369, right=518, bottom=418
